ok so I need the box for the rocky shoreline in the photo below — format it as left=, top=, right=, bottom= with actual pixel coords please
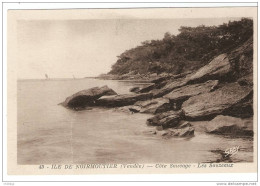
left=60, top=37, right=254, bottom=163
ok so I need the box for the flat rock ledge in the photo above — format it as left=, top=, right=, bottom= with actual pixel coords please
left=95, top=93, right=153, bottom=107
left=182, top=82, right=252, bottom=120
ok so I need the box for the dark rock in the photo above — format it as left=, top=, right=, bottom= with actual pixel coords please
left=150, top=77, right=188, bottom=98
left=146, top=110, right=182, bottom=128
left=160, top=131, right=169, bottom=136
left=178, top=121, right=192, bottom=128
left=228, top=37, right=253, bottom=80
left=60, top=85, right=117, bottom=109
left=150, top=72, right=191, bottom=84
left=186, top=53, right=231, bottom=83
left=129, top=87, right=141, bottom=93
left=138, top=80, right=167, bottom=93
left=133, top=98, right=172, bottom=114
left=171, top=71, right=193, bottom=80
left=209, top=149, right=233, bottom=163
left=161, top=126, right=195, bottom=138
left=129, top=107, right=141, bottom=113
left=154, top=80, right=168, bottom=89
left=182, top=83, right=252, bottom=119
left=178, top=126, right=195, bottom=137
left=205, top=115, right=253, bottom=137
left=164, top=80, right=219, bottom=103
left=96, top=93, right=153, bottom=107
left=224, top=91, right=253, bottom=118
left=237, top=73, right=253, bottom=86
left=138, top=84, right=155, bottom=93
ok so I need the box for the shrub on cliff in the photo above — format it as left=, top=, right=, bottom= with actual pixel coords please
left=109, top=18, right=253, bottom=76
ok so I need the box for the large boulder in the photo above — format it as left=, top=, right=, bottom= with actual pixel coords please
left=186, top=54, right=231, bottom=83
left=205, top=115, right=253, bottom=137
left=146, top=110, right=182, bottom=129
left=133, top=98, right=172, bottom=114
left=60, top=85, right=117, bottom=109
left=164, top=80, right=219, bottom=103
left=95, top=93, right=153, bottom=107
left=182, top=83, right=252, bottom=119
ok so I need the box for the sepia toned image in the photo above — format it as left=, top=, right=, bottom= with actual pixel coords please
left=6, top=6, right=257, bottom=176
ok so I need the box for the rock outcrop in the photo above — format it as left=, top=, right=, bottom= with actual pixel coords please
left=150, top=77, right=188, bottom=98
left=138, top=84, right=156, bottom=93
left=151, top=75, right=172, bottom=84
left=143, top=119, right=194, bottom=138
left=237, top=73, right=253, bottom=86
left=182, top=83, right=252, bottom=120
left=227, top=37, right=253, bottom=80
left=138, top=81, right=167, bottom=93
left=60, top=86, right=117, bottom=109
left=129, top=87, right=141, bottom=93
left=178, top=121, right=192, bottom=128
left=186, top=54, right=231, bottom=83
left=96, top=93, right=153, bottom=107
left=160, top=126, right=195, bottom=138
left=224, top=91, right=253, bottom=118
left=60, top=33, right=254, bottom=142
left=164, top=80, right=219, bottom=106
left=146, top=110, right=183, bottom=129
left=205, top=115, right=253, bottom=137
left=132, top=98, right=172, bottom=114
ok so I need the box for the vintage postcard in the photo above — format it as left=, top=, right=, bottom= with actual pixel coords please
left=5, top=5, right=257, bottom=178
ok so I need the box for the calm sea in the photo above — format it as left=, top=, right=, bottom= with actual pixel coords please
left=17, top=78, right=253, bottom=164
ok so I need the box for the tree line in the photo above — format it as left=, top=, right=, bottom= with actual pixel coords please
left=109, top=18, right=253, bottom=75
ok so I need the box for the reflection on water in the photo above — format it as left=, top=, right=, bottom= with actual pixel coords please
left=17, top=78, right=253, bottom=164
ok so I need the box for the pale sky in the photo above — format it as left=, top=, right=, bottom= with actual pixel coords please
left=17, top=18, right=242, bottom=79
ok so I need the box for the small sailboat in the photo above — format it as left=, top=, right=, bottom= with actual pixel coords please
left=45, top=74, right=49, bottom=79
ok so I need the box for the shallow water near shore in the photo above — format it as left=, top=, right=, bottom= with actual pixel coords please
left=17, top=78, right=253, bottom=164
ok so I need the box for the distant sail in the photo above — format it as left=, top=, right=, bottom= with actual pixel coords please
left=73, top=75, right=75, bottom=79
left=45, top=74, right=48, bottom=79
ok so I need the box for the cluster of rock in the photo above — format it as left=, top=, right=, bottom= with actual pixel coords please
left=60, top=38, right=253, bottom=139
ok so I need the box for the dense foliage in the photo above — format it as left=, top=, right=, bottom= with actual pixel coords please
left=109, top=18, right=253, bottom=75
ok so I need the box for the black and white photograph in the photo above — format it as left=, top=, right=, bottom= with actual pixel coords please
left=3, top=3, right=258, bottom=181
